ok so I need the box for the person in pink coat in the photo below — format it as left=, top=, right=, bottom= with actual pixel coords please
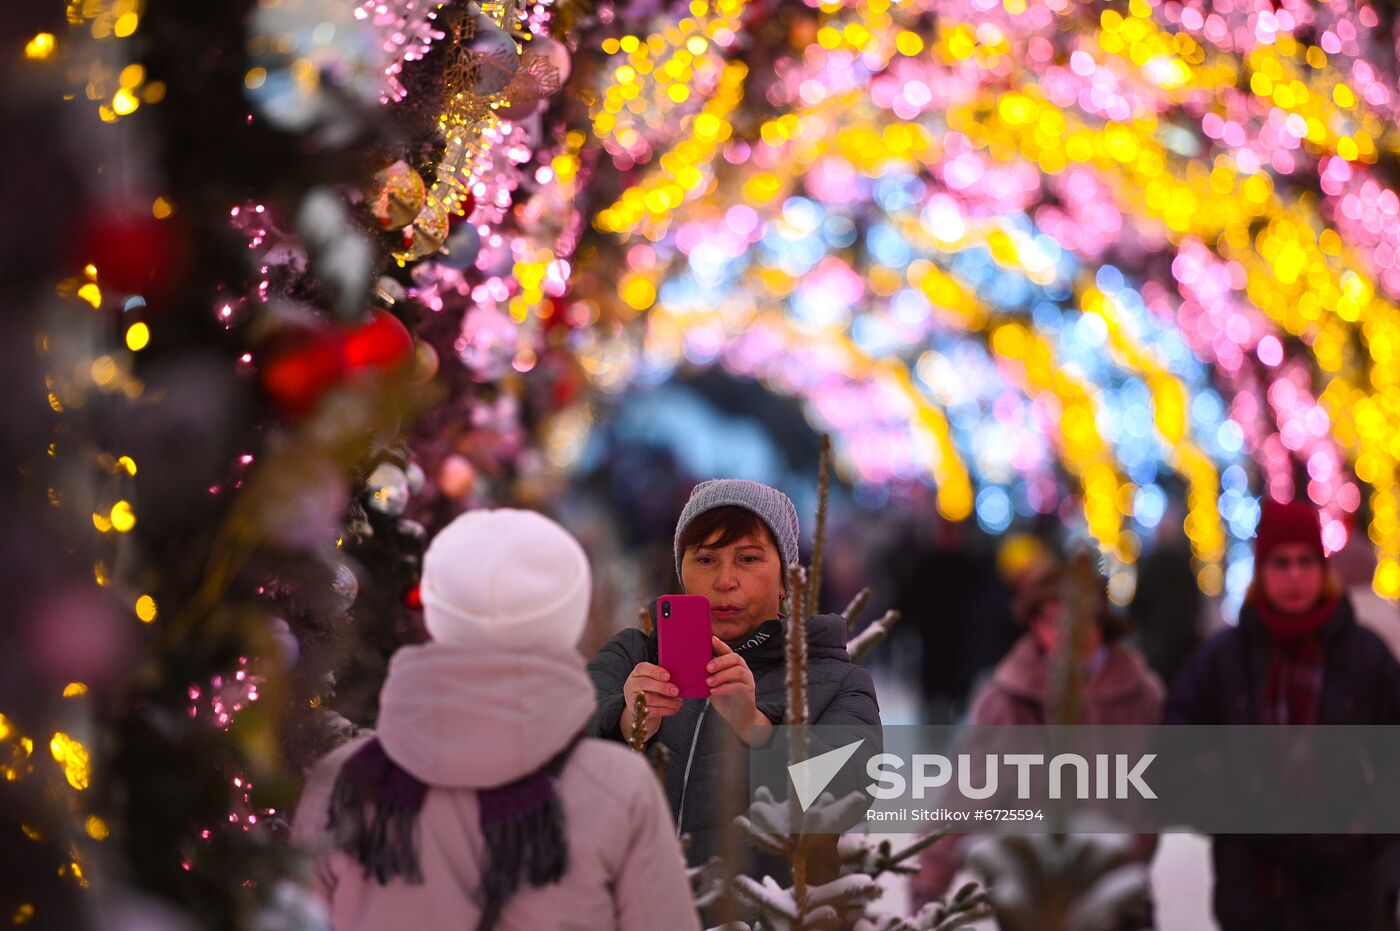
left=293, top=509, right=701, bottom=931
left=911, top=562, right=1165, bottom=920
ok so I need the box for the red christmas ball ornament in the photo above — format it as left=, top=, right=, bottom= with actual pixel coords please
left=259, top=327, right=346, bottom=415
left=76, top=213, right=187, bottom=300
left=342, top=309, right=415, bottom=372
left=403, top=583, right=423, bottom=611
left=449, top=191, right=477, bottom=226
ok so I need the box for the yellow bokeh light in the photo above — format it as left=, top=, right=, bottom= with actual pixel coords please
left=620, top=274, right=657, bottom=311
left=997, top=93, right=1036, bottom=126
left=25, top=33, right=56, bottom=60
left=842, top=22, right=871, bottom=49
left=693, top=112, right=722, bottom=141
left=151, top=196, right=173, bottom=219
left=135, top=595, right=157, bottom=623
left=49, top=732, right=90, bottom=791
left=110, top=500, right=136, bottom=533
left=937, top=478, right=974, bottom=521
left=644, top=189, right=671, bottom=213
left=112, top=88, right=139, bottom=116
left=895, top=30, right=924, bottom=56
left=85, top=816, right=109, bottom=841
left=77, top=283, right=101, bottom=308
left=743, top=172, right=782, bottom=204
left=59, top=859, right=88, bottom=886
left=125, top=322, right=150, bottom=351
left=62, top=683, right=88, bottom=698
left=1376, top=559, right=1400, bottom=599
left=113, top=12, right=139, bottom=37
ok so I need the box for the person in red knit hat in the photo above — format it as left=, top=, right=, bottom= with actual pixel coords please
left=1166, top=498, right=1400, bottom=931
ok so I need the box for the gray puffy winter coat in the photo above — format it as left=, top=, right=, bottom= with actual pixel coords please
left=584, top=614, right=880, bottom=871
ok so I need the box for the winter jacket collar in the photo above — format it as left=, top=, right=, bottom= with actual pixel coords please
left=723, top=614, right=852, bottom=666
left=376, top=641, right=595, bottom=790
left=728, top=619, right=782, bottom=654
left=989, top=633, right=1155, bottom=706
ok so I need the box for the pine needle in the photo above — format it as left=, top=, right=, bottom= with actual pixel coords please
left=806, top=434, right=832, bottom=617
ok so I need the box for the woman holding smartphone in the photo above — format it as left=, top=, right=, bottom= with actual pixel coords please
left=584, top=479, right=881, bottom=874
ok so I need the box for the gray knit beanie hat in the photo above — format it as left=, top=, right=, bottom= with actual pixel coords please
left=673, top=479, right=801, bottom=580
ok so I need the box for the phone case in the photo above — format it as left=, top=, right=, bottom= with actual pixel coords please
left=657, top=595, right=712, bottom=699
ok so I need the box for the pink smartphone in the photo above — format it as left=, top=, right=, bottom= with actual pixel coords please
left=657, top=595, right=712, bottom=699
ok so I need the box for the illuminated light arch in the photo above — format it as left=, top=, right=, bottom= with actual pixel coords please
left=574, top=0, right=1400, bottom=601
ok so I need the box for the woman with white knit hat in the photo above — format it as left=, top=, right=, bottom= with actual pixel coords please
left=584, top=478, right=881, bottom=876
left=293, top=508, right=700, bottom=931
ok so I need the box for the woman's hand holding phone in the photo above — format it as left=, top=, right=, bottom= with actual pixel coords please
left=706, top=637, right=772, bottom=747
left=619, top=663, right=683, bottom=742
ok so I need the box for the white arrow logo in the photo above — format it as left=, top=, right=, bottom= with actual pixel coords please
left=787, top=739, right=866, bottom=811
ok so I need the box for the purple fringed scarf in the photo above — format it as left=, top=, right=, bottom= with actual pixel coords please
left=327, top=734, right=583, bottom=931
left=328, top=739, right=430, bottom=885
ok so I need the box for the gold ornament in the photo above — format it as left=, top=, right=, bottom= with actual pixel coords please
left=368, top=160, right=427, bottom=231
left=393, top=199, right=450, bottom=262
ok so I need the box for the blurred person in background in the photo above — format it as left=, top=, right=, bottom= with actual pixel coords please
left=1129, top=504, right=1204, bottom=688
left=912, top=560, right=1164, bottom=925
left=885, top=517, right=1023, bottom=724
left=1165, top=499, right=1400, bottom=931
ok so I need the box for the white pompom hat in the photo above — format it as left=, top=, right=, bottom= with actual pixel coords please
left=420, top=508, right=592, bottom=649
